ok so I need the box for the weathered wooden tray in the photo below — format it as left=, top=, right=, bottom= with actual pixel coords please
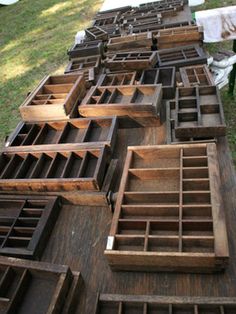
left=104, top=52, right=158, bottom=71
left=0, top=256, right=81, bottom=313
left=19, top=75, right=86, bottom=122
left=4, top=117, right=118, bottom=153
left=0, top=195, right=60, bottom=259
left=179, top=64, right=215, bottom=87
left=132, top=20, right=195, bottom=34
left=67, top=40, right=103, bottom=59
left=105, top=143, right=229, bottom=272
left=0, top=147, right=110, bottom=192
left=95, top=294, right=236, bottom=313
left=64, top=56, right=101, bottom=80
left=172, top=86, right=226, bottom=138
left=157, top=45, right=207, bottom=69
left=85, top=26, right=108, bottom=41
left=79, top=85, right=163, bottom=123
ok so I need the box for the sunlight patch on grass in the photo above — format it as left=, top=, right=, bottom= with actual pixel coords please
left=40, top=2, right=71, bottom=17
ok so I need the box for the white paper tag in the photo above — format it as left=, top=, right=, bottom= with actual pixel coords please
left=106, top=236, right=114, bottom=250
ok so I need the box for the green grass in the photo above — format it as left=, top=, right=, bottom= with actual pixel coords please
left=0, top=0, right=235, bottom=166
left=0, top=0, right=102, bottom=142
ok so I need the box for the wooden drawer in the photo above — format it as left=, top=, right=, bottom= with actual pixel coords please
left=4, top=117, right=118, bottom=153
left=0, top=147, right=110, bottom=192
left=106, top=32, right=153, bottom=53
left=179, top=64, right=215, bottom=87
left=97, top=68, right=175, bottom=99
left=0, top=195, right=59, bottom=259
left=79, top=85, right=163, bottom=121
left=85, top=26, right=108, bottom=41
left=0, top=257, right=80, bottom=313
left=155, top=26, right=203, bottom=49
left=67, top=40, right=103, bottom=59
left=19, top=75, right=86, bottom=122
left=132, top=20, right=195, bottom=34
left=105, top=143, right=228, bottom=272
left=172, top=86, right=226, bottom=138
left=139, top=0, right=184, bottom=11
left=157, top=45, right=207, bottom=69
left=92, top=11, right=120, bottom=27
left=95, top=294, right=236, bottom=314
left=104, top=52, right=158, bottom=71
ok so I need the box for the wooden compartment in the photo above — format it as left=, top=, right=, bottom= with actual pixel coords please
left=157, top=45, right=207, bottom=69
left=106, top=32, right=153, bottom=52
left=64, top=56, right=101, bottom=81
left=95, top=294, right=236, bottom=314
left=0, top=147, right=110, bottom=192
left=155, top=26, right=203, bottom=49
left=179, top=64, right=215, bottom=87
left=139, top=0, right=184, bottom=11
left=85, top=26, right=108, bottom=41
left=4, top=117, right=118, bottom=153
left=166, top=101, right=216, bottom=144
left=0, top=195, right=59, bottom=259
left=67, top=40, right=103, bottom=59
left=92, top=11, right=120, bottom=27
left=104, top=52, right=158, bottom=71
left=171, top=86, right=226, bottom=138
left=19, top=75, right=86, bottom=122
left=0, top=256, right=81, bottom=313
left=97, top=72, right=137, bottom=87
left=105, top=143, right=228, bottom=272
left=132, top=20, right=195, bottom=34
left=79, top=85, right=163, bottom=122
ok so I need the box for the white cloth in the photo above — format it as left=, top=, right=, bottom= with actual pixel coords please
left=0, top=0, right=18, bottom=4
left=100, top=0, right=160, bottom=12
left=196, top=6, right=236, bottom=43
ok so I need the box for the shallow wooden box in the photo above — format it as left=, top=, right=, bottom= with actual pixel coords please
left=95, top=294, right=236, bottom=314
left=19, top=75, right=86, bottom=122
left=0, top=147, right=110, bottom=192
left=104, top=52, right=158, bottom=71
left=179, top=64, right=215, bottom=87
left=79, top=85, right=163, bottom=124
left=172, top=86, right=226, bottom=138
left=0, top=195, right=60, bottom=259
left=67, top=40, right=103, bottom=59
left=105, top=143, right=229, bottom=272
left=0, top=257, right=81, bottom=314
left=4, top=117, right=118, bottom=154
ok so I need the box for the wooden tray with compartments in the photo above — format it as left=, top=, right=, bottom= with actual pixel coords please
left=64, top=56, right=101, bottom=80
left=79, top=85, right=163, bottom=122
left=97, top=68, right=175, bottom=99
left=155, top=26, right=203, bottom=49
left=95, top=294, right=236, bottom=314
left=67, top=40, right=103, bottom=59
left=0, top=195, right=60, bottom=259
left=0, top=147, right=110, bottom=192
left=106, top=32, right=153, bottom=53
left=4, top=117, right=118, bottom=153
left=19, top=75, right=86, bottom=122
left=92, top=11, right=120, bottom=28
left=105, top=143, right=229, bottom=272
left=121, top=12, right=162, bottom=28
left=157, top=45, right=207, bottom=69
left=179, top=64, right=215, bottom=87
left=104, top=52, right=158, bottom=71
left=139, top=0, right=184, bottom=11
left=166, top=102, right=216, bottom=144
left=132, top=20, right=195, bottom=34
left=0, top=257, right=81, bottom=314
left=171, top=86, right=226, bottom=138
left=85, top=26, right=108, bottom=41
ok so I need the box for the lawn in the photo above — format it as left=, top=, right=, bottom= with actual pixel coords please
left=0, top=0, right=235, bottom=165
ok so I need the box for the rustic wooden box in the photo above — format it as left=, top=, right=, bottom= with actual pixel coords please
left=64, top=55, right=101, bottom=78
left=155, top=25, right=203, bottom=49
left=179, top=64, right=215, bottom=87
left=92, top=11, right=120, bottom=27
left=106, top=32, right=153, bottom=53
left=79, top=85, right=163, bottom=122
left=172, top=86, right=226, bottom=138
left=139, top=0, right=184, bottom=11
left=95, top=294, right=236, bottom=314
left=132, top=20, right=195, bottom=34
left=97, top=68, right=175, bottom=99
left=105, top=143, right=229, bottom=272
left=85, top=26, right=108, bottom=41
left=0, top=195, right=60, bottom=259
left=67, top=40, right=103, bottom=59
left=0, top=257, right=81, bottom=313
left=104, top=52, right=158, bottom=71
left=157, top=45, right=207, bottom=69
left=0, top=147, right=110, bottom=192
left=19, top=75, right=86, bottom=122
left=4, top=117, right=118, bottom=153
